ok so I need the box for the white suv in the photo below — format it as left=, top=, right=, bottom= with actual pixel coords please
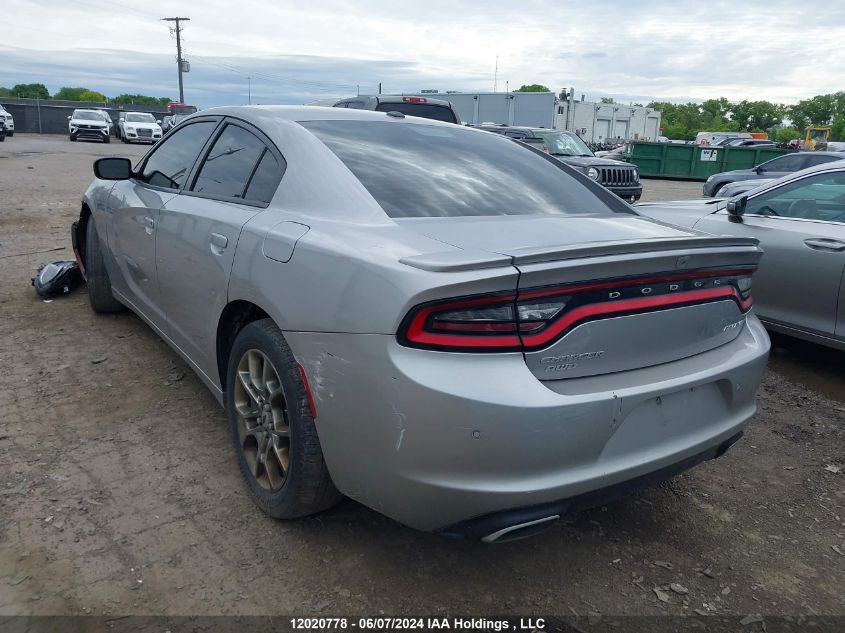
left=68, top=109, right=111, bottom=143
left=118, top=111, right=163, bottom=144
left=0, top=107, right=14, bottom=136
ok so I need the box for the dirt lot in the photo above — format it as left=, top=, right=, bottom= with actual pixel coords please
left=1, top=135, right=843, bottom=620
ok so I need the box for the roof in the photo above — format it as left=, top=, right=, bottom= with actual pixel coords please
left=188, top=105, right=462, bottom=128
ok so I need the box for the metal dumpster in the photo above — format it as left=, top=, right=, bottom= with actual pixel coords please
left=627, top=141, right=795, bottom=181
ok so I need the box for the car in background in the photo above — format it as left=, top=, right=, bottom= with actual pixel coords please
left=333, top=95, right=460, bottom=124
left=640, top=160, right=845, bottom=351
left=715, top=178, right=776, bottom=198
left=68, top=109, right=111, bottom=143
left=473, top=124, right=642, bottom=201
left=721, top=139, right=777, bottom=148
left=71, top=105, right=769, bottom=540
left=0, top=118, right=6, bottom=142
left=119, top=112, right=163, bottom=144
left=0, top=106, right=14, bottom=136
left=702, top=151, right=845, bottom=196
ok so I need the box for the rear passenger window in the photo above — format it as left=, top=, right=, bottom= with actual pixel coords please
left=192, top=124, right=267, bottom=200
left=244, top=150, right=283, bottom=203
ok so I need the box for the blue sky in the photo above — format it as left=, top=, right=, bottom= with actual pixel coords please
left=1, top=0, right=843, bottom=107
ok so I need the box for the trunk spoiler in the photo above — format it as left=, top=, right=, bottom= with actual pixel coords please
left=400, top=236, right=760, bottom=272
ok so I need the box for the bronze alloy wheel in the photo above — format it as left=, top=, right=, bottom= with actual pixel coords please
left=234, top=349, right=291, bottom=491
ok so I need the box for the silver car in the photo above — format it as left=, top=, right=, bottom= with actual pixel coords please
left=72, top=106, right=770, bottom=541
left=640, top=161, right=845, bottom=351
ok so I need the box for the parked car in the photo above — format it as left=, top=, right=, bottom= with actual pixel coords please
left=473, top=125, right=642, bottom=201
left=0, top=106, right=14, bottom=136
left=333, top=95, right=460, bottom=124
left=0, top=118, right=6, bottom=142
left=702, top=151, right=845, bottom=196
left=72, top=106, right=769, bottom=540
left=715, top=178, right=776, bottom=198
left=640, top=160, right=845, bottom=351
left=721, top=139, right=777, bottom=148
left=68, top=109, right=111, bottom=143
left=118, top=112, right=163, bottom=144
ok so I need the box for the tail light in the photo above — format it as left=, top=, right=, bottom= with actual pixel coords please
left=402, top=97, right=427, bottom=103
left=398, top=268, right=754, bottom=352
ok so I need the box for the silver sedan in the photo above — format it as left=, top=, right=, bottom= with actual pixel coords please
left=72, top=106, right=769, bottom=540
left=640, top=161, right=845, bottom=351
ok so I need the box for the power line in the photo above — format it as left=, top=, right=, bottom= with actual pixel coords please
left=161, top=17, right=190, bottom=103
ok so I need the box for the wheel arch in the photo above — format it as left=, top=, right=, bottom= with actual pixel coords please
left=72, top=203, right=93, bottom=277
left=216, top=300, right=273, bottom=389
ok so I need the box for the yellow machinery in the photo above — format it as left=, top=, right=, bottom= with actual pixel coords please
left=802, top=127, right=831, bottom=150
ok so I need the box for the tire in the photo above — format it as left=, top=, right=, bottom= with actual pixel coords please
left=103, top=135, right=110, bottom=144
left=84, top=217, right=125, bottom=313
left=226, top=319, right=342, bottom=519
left=122, top=135, right=129, bottom=144
left=6, top=131, right=12, bottom=137
left=70, top=134, right=77, bottom=142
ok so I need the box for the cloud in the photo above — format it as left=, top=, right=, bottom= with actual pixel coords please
left=2, top=0, right=845, bottom=106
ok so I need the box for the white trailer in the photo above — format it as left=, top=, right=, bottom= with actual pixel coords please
left=555, top=100, right=662, bottom=143
left=399, top=91, right=557, bottom=128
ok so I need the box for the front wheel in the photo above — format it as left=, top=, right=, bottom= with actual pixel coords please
left=69, top=134, right=77, bottom=142
left=84, top=217, right=125, bottom=313
left=103, top=135, right=110, bottom=144
left=226, top=320, right=342, bottom=519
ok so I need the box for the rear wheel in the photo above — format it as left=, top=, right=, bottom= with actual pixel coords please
left=84, top=217, right=125, bottom=313
left=226, top=320, right=341, bottom=519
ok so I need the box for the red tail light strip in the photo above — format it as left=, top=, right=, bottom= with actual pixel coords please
left=520, top=287, right=748, bottom=349
left=399, top=268, right=755, bottom=352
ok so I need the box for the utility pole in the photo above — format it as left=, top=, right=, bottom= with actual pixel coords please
left=248, top=77, right=251, bottom=105
left=493, top=56, right=498, bottom=92
left=162, top=17, right=190, bottom=103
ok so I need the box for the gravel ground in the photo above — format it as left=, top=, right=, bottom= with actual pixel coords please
left=0, top=135, right=843, bottom=620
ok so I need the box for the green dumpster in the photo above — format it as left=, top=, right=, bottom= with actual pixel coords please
left=627, top=141, right=794, bottom=181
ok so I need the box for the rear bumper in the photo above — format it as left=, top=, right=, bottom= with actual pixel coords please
left=440, top=431, right=742, bottom=541
left=285, top=315, right=770, bottom=533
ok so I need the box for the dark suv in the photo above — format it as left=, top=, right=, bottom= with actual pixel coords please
left=473, top=125, right=642, bottom=201
left=333, top=95, right=461, bottom=124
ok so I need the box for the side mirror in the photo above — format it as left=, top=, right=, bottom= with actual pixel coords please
left=93, top=157, right=132, bottom=180
left=754, top=166, right=764, bottom=174
left=726, top=196, right=747, bottom=223
left=67, top=116, right=72, bottom=120
left=156, top=119, right=162, bottom=124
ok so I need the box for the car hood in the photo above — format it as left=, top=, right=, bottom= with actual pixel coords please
left=712, top=168, right=758, bottom=179
left=71, top=119, right=107, bottom=125
left=124, top=122, right=160, bottom=129
left=552, top=155, right=632, bottom=168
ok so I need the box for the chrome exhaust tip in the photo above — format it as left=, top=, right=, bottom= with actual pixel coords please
left=481, top=515, right=560, bottom=543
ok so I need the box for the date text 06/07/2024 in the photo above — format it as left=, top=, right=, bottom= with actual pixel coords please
left=289, top=617, right=546, bottom=631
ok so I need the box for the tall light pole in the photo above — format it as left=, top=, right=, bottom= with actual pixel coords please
left=162, top=17, right=190, bottom=103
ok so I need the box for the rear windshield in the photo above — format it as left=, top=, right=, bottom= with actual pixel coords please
left=374, top=102, right=457, bottom=123
left=301, top=120, right=618, bottom=218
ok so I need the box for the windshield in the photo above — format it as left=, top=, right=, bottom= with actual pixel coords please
left=375, top=102, right=457, bottom=123
left=536, top=131, right=593, bottom=157
left=171, top=105, right=197, bottom=115
left=74, top=111, right=102, bottom=121
left=126, top=113, right=155, bottom=123
left=301, top=120, right=620, bottom=218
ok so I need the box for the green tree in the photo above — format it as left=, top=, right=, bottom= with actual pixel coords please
left=600, top=97, right=615, bottom=104
left=0, top=86, right=13, bottom=97
left=54, top=87, right=91, bottom=100
left=515, top=84, right=550, bottom=92
left=11, top=83, right=49, bottom=99
left=770, top=127, right=801, bottom=144
left=78, top=90, right=107, bottom=102
left=112, top=94, right=173, bottom=106
left=731, top=100, right=785, bottom=131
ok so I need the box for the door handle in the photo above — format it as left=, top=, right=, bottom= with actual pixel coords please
left=803, top=238, right=845, bottom=252
left=143, top=215, right=155, bottom=235
left=210, top=232, right=228, bottom=249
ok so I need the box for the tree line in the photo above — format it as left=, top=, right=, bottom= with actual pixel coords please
left=0, top=83, right=172, bottom=106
